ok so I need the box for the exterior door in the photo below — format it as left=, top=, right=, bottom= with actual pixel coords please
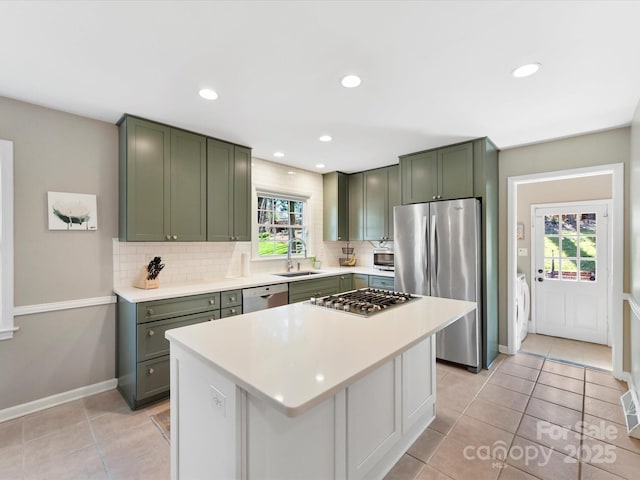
left=532, top=203, right=609, bottom=344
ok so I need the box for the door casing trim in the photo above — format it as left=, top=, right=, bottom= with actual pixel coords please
left=507, top=163, right=624, bottom=378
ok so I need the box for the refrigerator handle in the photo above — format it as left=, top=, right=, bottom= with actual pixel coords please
left=422, top=215, right=428, bottom=282
left=430, top=214, right=438, bottom=281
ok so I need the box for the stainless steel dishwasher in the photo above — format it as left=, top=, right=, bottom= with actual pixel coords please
left=242, top=283, right=289, bottom=312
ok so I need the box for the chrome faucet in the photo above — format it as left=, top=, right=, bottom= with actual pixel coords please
left=287, top=238, right=307, bottom=272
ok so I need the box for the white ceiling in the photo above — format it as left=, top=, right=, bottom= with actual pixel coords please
left=1, top=1, right=639, bottom=173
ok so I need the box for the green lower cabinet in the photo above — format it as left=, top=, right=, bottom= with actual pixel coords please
left=338, top=274, right=353, bottom=292
left=353, top=274, right=369, bottom=290
left=118, top=290, right=238, bottom=409
left=369, top=275, right=395, bottom=291
left=289, top=277, right=340, bottom=303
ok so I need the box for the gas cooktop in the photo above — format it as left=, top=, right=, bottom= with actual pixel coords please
left=308, top=288, right=416, bottom=317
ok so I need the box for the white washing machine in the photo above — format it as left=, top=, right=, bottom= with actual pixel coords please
left=516, top=273, right=531, bottom=344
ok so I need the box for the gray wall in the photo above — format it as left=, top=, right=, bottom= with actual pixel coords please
left=499, top=128, right=631, bottom=368
left=0, top=96, right=118, bottom=410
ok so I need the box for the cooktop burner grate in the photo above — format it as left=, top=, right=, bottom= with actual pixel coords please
left=308, top=288, right=416, bottom=316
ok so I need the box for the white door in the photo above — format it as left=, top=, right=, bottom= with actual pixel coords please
left=532, top=203, right=609, bottom=344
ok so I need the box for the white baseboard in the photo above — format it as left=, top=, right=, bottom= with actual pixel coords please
left=0, top=378, right=117, bottom=423
left=498, top=344, right=512, bottom=355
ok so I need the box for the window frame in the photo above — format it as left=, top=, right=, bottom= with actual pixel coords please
left=254, top=191, right=308, bottom=260
left=0, top=139, right=15, bottom=340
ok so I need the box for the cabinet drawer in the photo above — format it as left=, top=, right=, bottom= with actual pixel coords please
left=136, top=357, right=170, bottom=400
left=289, top=277, right=339, bottom=303
left=136, top=312, right=218, bottom=362
left=221, top=290, right=242, bottom=308
left=221, top=306, right=242, bottom=318
left=137, top=292, right=221, bottom=323
left=369, top=275, right=395, bottom=291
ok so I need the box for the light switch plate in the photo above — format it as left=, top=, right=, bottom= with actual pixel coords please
left=518, top=248, right=528, bottom=257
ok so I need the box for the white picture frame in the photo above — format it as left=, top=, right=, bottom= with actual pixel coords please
left=47, top=191, right=97, bottom=231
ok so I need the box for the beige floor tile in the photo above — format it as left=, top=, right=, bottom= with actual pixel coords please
left=428, top=435, right=503, bottom=480
left=89, top=406, right=150, bottom=445
left=488, top=372, right=535, bottom=396
left=532, top=383, right=584, bottom=411
left=542, top=360, right=585, bottom=380
left=498, top=464, right=539, bottom=479
left=82, top=390, right=128, bottom=419
left=107, top=450, right=170, bottom=480
left=503, top=354, right=544, bottom=370
left=477, top=384, right=530, bottom=412
left=585, top=370, right=627, bottom=391
left=437, top=386, right=478, bottom=414
left=584, top=355, right=614, bottom=372
left=584, top=397, right=627, bottom=426
left=408, top=428, right=446, bottom=463
left=24, top=444, right=107, bottom=480
left=582, top=436, right=640, bottom=479
left=0, top=444, right=24, bottom=480
left=0, top=417, right=23, bottom=450
left=415, top=465, right=454, bottom=480
left=516, top=414, right=581, bottom=458
left=580, top=462, right=625, bottom=479
left=23, top=420, right=95, bottom=469
left=99, top=421, right=169, bottom=474
left=142, top=398, right=171, bottom=417
left=525, top=398, right=582, bottom=432
left=448, top=415, right=514, bottom=457
left=23, top=399, right=88, bottom=442
left=383, top=453, right=425, bottom=480
left=497, top=362, right=540, bottom=382
left=537, top=371, right=584, bottom=394
left=465, top=398, right=523, bottom=434
left=548, top=346, right=586, bottom=365
left=582, top=414, right=640, bottom=456
left=585, top=383, right=624, bottom=405
left=520, top=334, right=553, bottom=356
left=506, top=436, right=579, bottom=480
left=430, top=405, right=461, bottom=435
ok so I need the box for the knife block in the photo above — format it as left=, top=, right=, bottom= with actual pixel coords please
left=134, top=265, right=160, bottom=289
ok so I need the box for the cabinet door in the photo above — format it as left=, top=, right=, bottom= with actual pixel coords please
left=438, top=142, right=474, bottom=200
left=232, top=146, right=252, bottom=241
left=369, top=275, right=394, bottom=291
left=363, top=168, right=388, bottom=241
left=323, top=172, right=349, bottom=241
left=387, top=165, right=400, bottom=240
left=348, top=173, right=364, bottom=241
left=207, top=139, right=233, bottom=241
left=353, top=274, right=368, bottom=289
left=123, top=117, right=171, bottom=241
left=402, top=336, right=435, bottom=433
left=400, top=151, right=438, bottom=204
left=338, top=274, right=353, bottom=292
left=170, top=129, right=207, bottom=241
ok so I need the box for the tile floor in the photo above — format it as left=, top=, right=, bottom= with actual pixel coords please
left=0, top=353, right=637, bottom=480
left=384, top=354, right=639, bottom=480
left=520, top=333, right=613, bottom=370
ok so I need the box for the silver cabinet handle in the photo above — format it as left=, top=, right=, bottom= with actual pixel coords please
left=147, top=308, right=154, bottom=315
left=209, top=299, right=215, bottom=305
left=229, top=296, right=236, bottom=302
left=172, top=235, right=178, bottom=240
left=148, top=330, right=155, bottom=336
left=230, top=309, right=236, bottom=314
left=148, top=368, right=154, bottom=375
left=165, top=235, right=171, bottom=240
left=432, top=196, right=436, bottom=200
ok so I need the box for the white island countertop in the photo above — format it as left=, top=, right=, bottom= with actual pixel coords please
left=114, top=266, right=394, bottom=303
left=166, top=295, right=475, bottom=417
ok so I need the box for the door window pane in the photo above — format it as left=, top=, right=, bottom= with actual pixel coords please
left=560, top=258, right=577, bottom=281
left=580, top=213, right=596, bottom=234
left=561, top=237, right=578, bottom=258
left=579, top=236, right=596, bottom=258
left=562, top=214, right=577, bottom=234
left=545, top=215, right=559, bottom=234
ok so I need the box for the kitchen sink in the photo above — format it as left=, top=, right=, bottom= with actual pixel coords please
left=275, top=271, right=323, bottom=278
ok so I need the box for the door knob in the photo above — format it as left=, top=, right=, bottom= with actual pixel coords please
left=537, top=269, right=543, bottom=274
left=537, top=277, right=544, bottom=282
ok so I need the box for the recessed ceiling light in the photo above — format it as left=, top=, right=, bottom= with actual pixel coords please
left=315, top=163, right=325, bottom=169
left=198, top=88, right=219, bottom=100
left=287, top=171, right=296, bottom=175
left=273, top=151, right=285, bottom=158
left=319, top=135, right=332, bottom=142
left=340, top=74, right=361, bottom=88
left=512, top=63, right=541, bottom=78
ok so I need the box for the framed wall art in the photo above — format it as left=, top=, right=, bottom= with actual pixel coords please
left=47, top=191, right=97, bottom=231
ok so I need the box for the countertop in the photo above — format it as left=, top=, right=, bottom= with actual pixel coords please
left=114, top=266, right=394, bottom=303
left=165, top=295, right=476, bottom=417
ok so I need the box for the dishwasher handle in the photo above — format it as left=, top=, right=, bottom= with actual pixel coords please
left=260, top=294, right=274, bottom=300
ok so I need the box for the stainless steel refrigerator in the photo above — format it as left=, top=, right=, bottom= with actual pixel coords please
left=394, top=198, right=481, bottom=372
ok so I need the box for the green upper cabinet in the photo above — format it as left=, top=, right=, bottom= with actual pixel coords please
left=119, top=116, right=206, bottom=241
left=400, top=142, right=473, bottom=204
left=348, top=173, right=364, bottom=241
left=323, top=172, right=349, bottom=241
left=207, top=139, right=252, bottom=242
left=363, top=165, right=399, bottom=241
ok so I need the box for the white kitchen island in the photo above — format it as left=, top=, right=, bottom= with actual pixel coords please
left=166, top=295, right=475, bottom=480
